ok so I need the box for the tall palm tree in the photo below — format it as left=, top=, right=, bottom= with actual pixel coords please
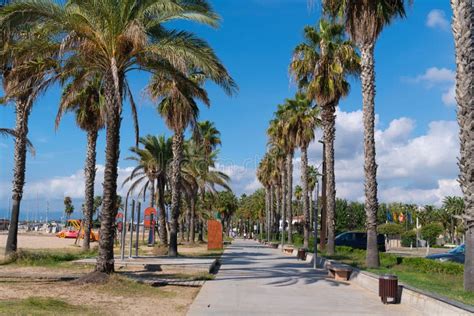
left=268, top=142, right=286, bottom=246
left=2, top=0, right=235, bottom=271
left=182, top=140, right=230, bottom=243
left=151, top=70, right=235, bottom=257
left=257, top=153, right=273, bottom=240
left=323, top=0, right=411, bottom=267
left=123, top=135, right=172, bottom=246
left=0, top=27, right=57, bottom=256
left=291, top=19, right=359, bottom=255
left=282, top=93, right=320, bottom=248
left=268, top=112, right=295, bottom=244
left=450, top=0, right=473, bottom=291
left=56, top=76, right=105, bottom=250
left=194, top=121, right=223, bottom=240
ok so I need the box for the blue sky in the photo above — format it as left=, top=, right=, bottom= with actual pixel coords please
left=0, top=0, right=460, bottom=218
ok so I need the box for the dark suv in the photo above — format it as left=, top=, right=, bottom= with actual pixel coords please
left=335, top=231, right=386, bottom=252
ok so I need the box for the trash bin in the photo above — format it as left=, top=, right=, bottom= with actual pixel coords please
left=379, top=274, right=398, bottom=304
left=297, top=248, right=307, bottom=261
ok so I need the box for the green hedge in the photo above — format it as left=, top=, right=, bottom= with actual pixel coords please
left=401, top=257, right=463, bottom=275
left=401, top=230, right=417, bottom=247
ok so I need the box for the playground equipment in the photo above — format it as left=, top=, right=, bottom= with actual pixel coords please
left=56, top=219, right=98, bottom=241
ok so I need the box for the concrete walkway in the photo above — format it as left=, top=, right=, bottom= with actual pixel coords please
left=188, top=239, right=422, bottom=316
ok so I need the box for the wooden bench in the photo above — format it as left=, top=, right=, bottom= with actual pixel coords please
left=328, top=265, right=352, bottom=281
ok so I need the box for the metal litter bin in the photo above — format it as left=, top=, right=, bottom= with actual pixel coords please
left=379, top=274, right=398, bottom=304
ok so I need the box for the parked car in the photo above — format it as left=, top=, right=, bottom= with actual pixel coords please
left=335, top=231, right=386, bottom=252
left=426, top=244, right=465, bottom=264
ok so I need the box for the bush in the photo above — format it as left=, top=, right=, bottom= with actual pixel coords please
left=401, top=230, right=417, bottom=247
left=421, top=223, right=444, bottom=246
left=378, top=223, right=404, bottom=237
left=401, top=257, right=463, bottom=275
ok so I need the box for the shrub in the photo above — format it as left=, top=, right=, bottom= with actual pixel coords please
left=401, top=230, right=417, bottom=247
left=401, top=257, right=463, bottom=275
left=421, top=223, right=444, bottom=246
left=378, top=223, right=404, bottom=237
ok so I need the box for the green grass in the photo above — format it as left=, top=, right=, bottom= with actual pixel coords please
left=0, top=297, right=92, bottom=315
left=323, top=246, right=474, bottom=306
left=99, top=275, right=176, bottom=298
left=0, top=249, right=97, bottom=267
left=180, top=249, right=224, bottom=258
left=158, top=272, right=216, bottom=281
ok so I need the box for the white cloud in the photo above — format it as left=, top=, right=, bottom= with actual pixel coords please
left=1, top=112, right=462, bottom=208
left=414, top=67, right=455, bottom=85
left=442, top=84, right=456, bottom=106
left=409, top=67, right=456, bottom=107
left=0, top=164, right=135, bottom=201
left=426, top=9, right=449, bottom=31
left=230, top=109, right=461, bottom=206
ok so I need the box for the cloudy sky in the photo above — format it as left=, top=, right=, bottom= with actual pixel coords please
left=0, top=0, right=460, bottom=218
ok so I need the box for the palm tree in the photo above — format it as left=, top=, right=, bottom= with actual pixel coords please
left=151, top=70, right=235, bottom=257
left=0, top=25, right=57, bottom=256
left=257, top=153, right=272, bottom=241
left=283, top=93, right=320, bottom=248
left=194, top=121, right=223, bottom=241
left=291, top=20, right=359, bottom=254
left=323, top=0, right=411, bottom=267
left=63, top=197, right=74, bottom=220
left=56, top=76, right=105, bottom=250
left=268, top=102, right=299, bottom=244
left=2, top=0, right=235, bottom=271
left=123, top=135, right=172, bottom=246
left=450, top=0, right=473, bottom=292
left=182, top=140, right=230, bottom=243
left=442, top=196, right=464, bottom=244
left=268, top=116, right=291, bottom=244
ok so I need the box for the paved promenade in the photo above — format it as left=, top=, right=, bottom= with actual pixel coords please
left=188, top=239, right=422, bottom=316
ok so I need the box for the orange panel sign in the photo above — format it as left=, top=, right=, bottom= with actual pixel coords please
left=208, top=220, right=223, bottom=250
left=144, top=207, right=157, bottom=228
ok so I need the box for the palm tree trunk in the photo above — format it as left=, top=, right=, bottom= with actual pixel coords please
left=301, top=145, right=310, bottom=249
left=190, top=196, right=196, bottom=243
left=157, top=182, right=168, bottom=245
left=270, top=186, right=274, bottom=240
left=198, top=218, right=204, bottom=242
left=322, top=105, right=337, bottom=255
left=319, top=143, right=327, bottom=251
left=83, top=129, right=98, bottom=251
left=451, top=0, right=474, bottom=291
left=286, top=151, right=294, bottom=244
left=96, top=79, right=122, bottom=273
left=281, top=163, right=287, bottom=247
left=180, top=217, right=185, bottom=242
left=149, top=179, right=155, bottom=208
left=361, top=43, right=380, bottom=268
left=5, top=99, right=30, bottom=256
left=275, top=185, right=281, bottom=240
left=169, top=132, right=184, bottom=257
left=309, top=189, right=313, bottom=231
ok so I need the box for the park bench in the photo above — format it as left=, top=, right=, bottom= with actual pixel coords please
left=327, top=265, right=352, bottom=281
left=283, top=247, right=294, bottom=255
